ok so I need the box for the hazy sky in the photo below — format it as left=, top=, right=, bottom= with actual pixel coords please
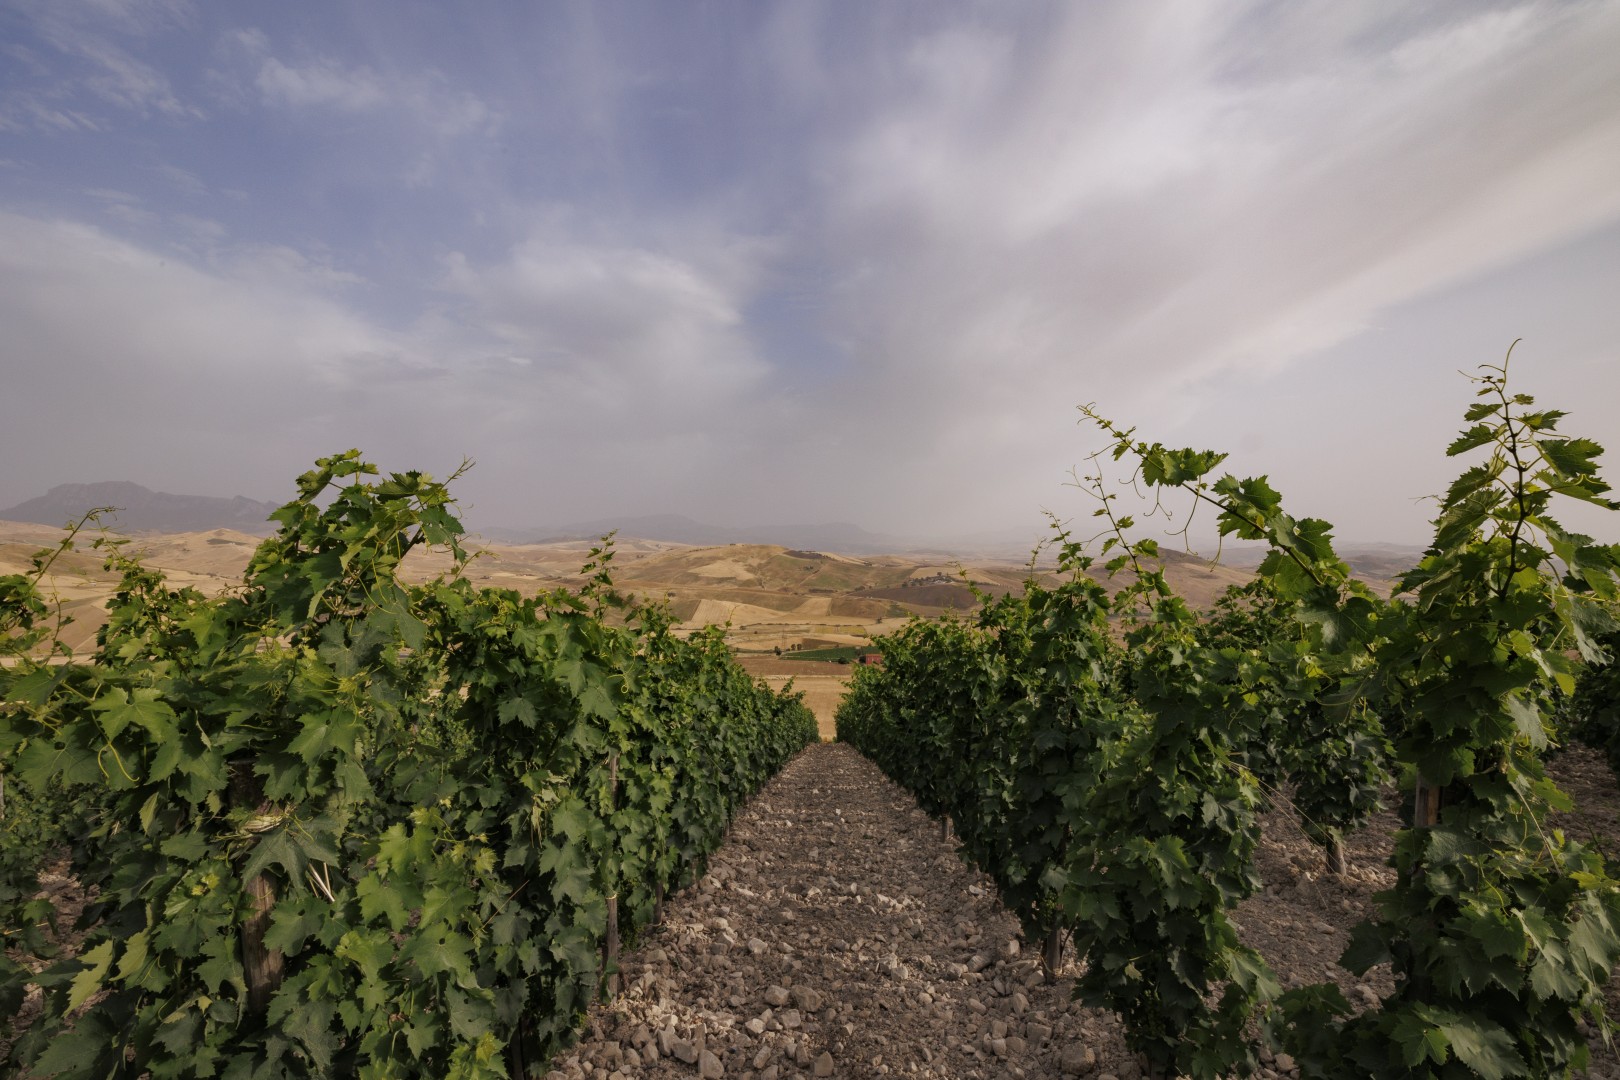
left=4, top=1, right=1619, bottom=547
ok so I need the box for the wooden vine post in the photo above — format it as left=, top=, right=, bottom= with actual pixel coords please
left=604, top=750, right=621, bottom=998
left=1411, top=772, right=1442, bottom=830
left=230, top=764, right=285, bottom=1014
left=1042, top=927, right=1063, bottom=982
left=1325, top=837, right=1348, bottom=877
left=646, top=732, right=664, bottom=928
left=242, top=875, right=282, bottom=1013
left=1406, top=769, right=1445, bottom=1000
left=507, top=1034, right=529, bottom=1080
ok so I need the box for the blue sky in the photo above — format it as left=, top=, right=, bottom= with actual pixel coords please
left=3, top=0, right=1619, bottom=547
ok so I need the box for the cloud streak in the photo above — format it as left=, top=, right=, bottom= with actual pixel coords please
left=3, top=0, right=197, bottom=125
left=252, top=52, right=495, bottom=138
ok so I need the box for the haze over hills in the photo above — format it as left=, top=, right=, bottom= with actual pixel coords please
left=0, top=521, right=1305, bottom=656
left=478, top=513, right=911, bottom=554
left=0, top=513, right=1414, bottom=730
left=0, top=480, right=1425, bottom=580
left=477, top=514, right=1108, bottom=557
left=0, top=480, right=1016, bottom=555
left=0, top=482, right=280, bottom=535
left=1203, top=539, right=1425, bottom=583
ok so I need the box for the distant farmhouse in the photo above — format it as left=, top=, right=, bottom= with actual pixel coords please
left=900, top=573, right=956, bottom=587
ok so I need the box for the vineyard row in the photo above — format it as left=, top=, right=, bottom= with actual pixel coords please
left=1, top=450, right=819, bottom=1079
left=838, top=357, right=1620, bottom=1080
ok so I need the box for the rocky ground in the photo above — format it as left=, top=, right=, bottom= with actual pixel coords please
left=8, top=743, right=1620, bottom=1078
left=546, top=741, right=1132, bottom=1080
left=547, top=742, right=1620, bottom=1080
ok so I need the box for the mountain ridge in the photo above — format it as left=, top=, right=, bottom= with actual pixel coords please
left=0, top=484, right=1424, bottom=576
left=0, top=482, right=280, bottom=535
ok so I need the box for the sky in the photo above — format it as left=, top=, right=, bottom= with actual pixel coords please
left=3, top=0, right=1619, bottom=549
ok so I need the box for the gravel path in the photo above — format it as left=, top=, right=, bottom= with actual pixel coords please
left=547, top=742, right=1133, bottom=1080
left=549, top=743, right=1620, bottom=1080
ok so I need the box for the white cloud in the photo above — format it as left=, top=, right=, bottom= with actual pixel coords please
left=1389, top=4, right=1540, bottom=72
left=442, top=233, right=768, bottom=410
left=149, top=162, right=208, bottom=197
left=8, top=0, right=198, bottom=121
left=256, top=56, right=388, bottom=112
left=0, top=93, right=101, bottom=133
left=0, top=210, right=507, bottom=503
left=253, top=53, right=495, bottom=138
left=0, top=212, right=393, bottom=381
left=224, top=244, right=370, bottom=290
left=818, top=1, right=1620, bottom=415
left=0, top=210, right=782, bottom=526
left=571, top=0, right=1614, bottom=538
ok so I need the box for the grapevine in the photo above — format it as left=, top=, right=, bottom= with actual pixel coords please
left=1, top=451, right=815, bottom=1078
left=844, top=351, right=1620, bottom=1079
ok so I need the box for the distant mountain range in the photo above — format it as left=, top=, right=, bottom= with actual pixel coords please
left=0, top=484, right=942, bottom=552
left=0, top=482, right=280, bottom=535
left=0, top=489, right=913, bottom=551
left=0, top=484, right=1426, bottom=574
left=478, top=513, right=915, bottom=554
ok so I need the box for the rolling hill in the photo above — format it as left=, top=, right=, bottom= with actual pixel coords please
left=3, top=512, right=1405, bottom=663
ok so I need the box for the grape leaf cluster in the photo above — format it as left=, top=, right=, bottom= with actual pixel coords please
left=1, top=450, right=816, bottom=1078
left=841, top=354, right=1620, bottom=1079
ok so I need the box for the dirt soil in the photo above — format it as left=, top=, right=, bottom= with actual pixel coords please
left=10, top=746, right=1620, bottom=1078
left=548, top=742, right=1133, bottom=1080
left=551, top=744, right=1620, bottom=1080
left=0, top=858, right=94, bottom=1066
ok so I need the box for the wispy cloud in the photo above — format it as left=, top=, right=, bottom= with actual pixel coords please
left=443, top=233, right=767, bottom=407
left=6, top=0, right=198, bottom=122
left=0, top=209, right=778, bottom=520
left=816, top=2, right=1620, bottom=413
left=249, top=45, right=496, bottom=138
left=148, top=162, right=208, bottom=196
left=71, top=36, right=192, bottom=116
left=0, top=92, right=101, bottom=133
left=255, top=56, right=388, bottom=112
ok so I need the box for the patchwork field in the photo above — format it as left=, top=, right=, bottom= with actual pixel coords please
left=4, top=518, right=1340, bottom=740
left=735, top=659, right=855, bottom=740
left=2, top=521, right=1398, bottom=720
